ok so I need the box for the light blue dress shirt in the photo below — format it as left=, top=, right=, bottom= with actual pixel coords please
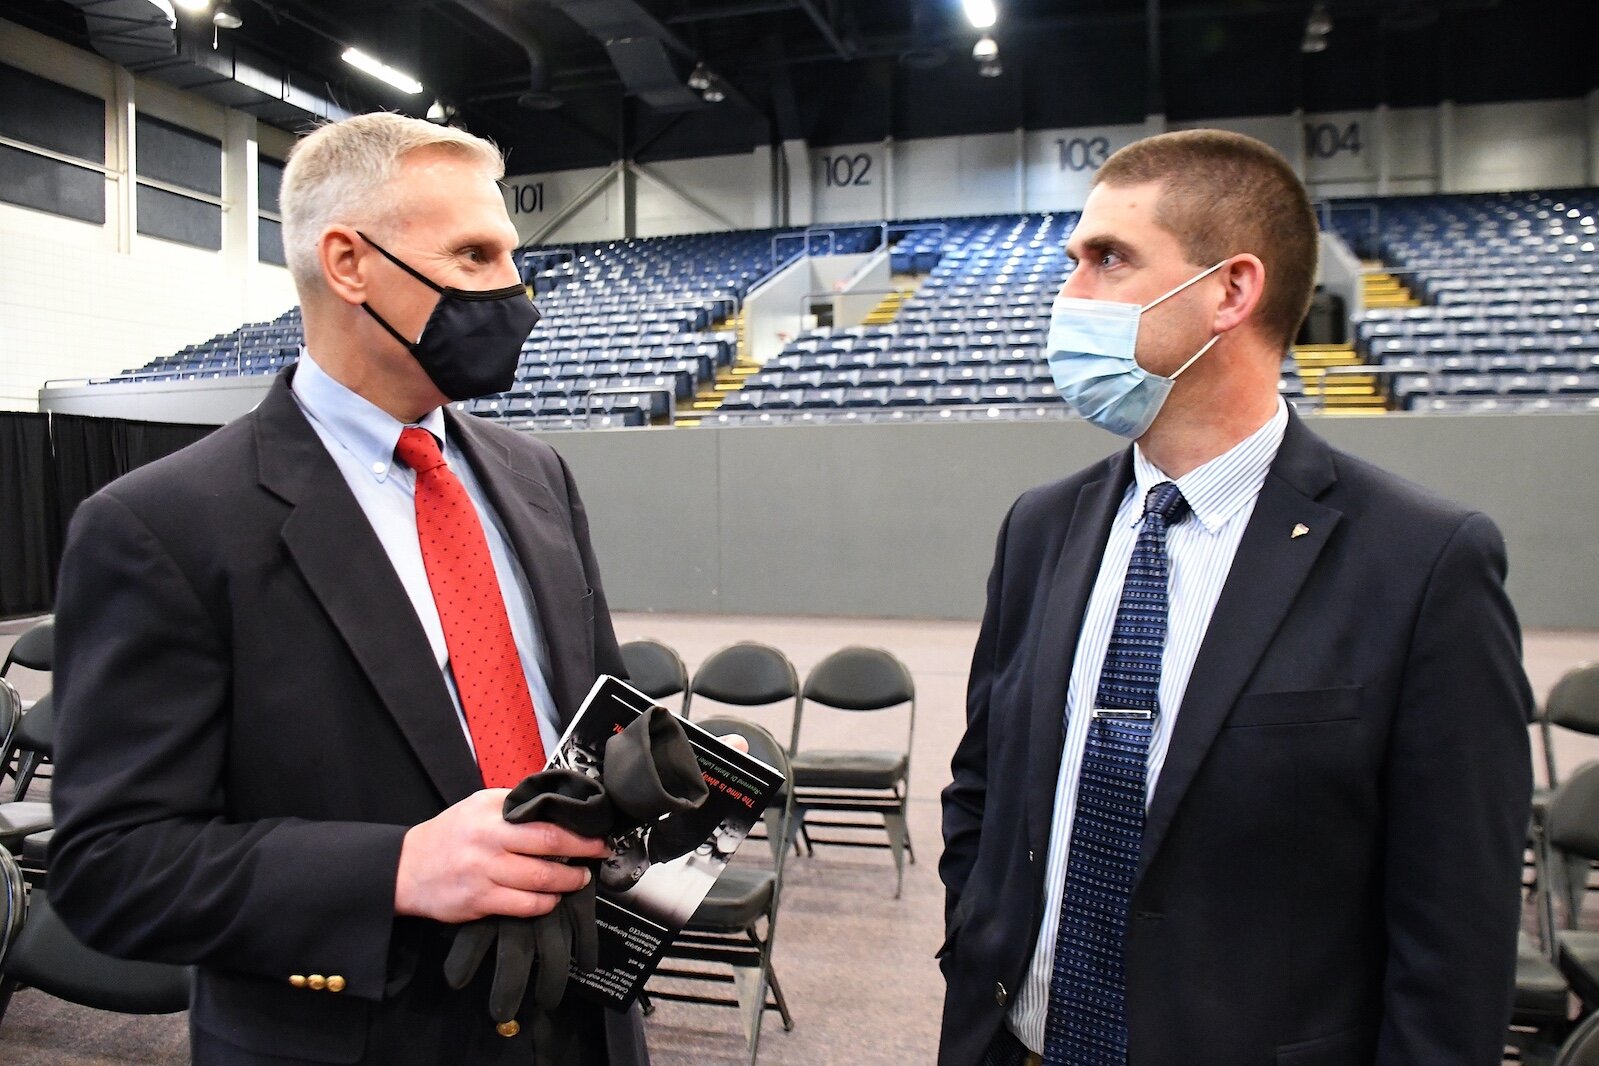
left=291, top=353, right=563, bottom=762
left=1009, top=397, right=1291, bottom=1052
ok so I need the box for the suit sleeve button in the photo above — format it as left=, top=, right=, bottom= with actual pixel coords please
left=995, top=982, right=1008, bottom=1006
left=327, top=976, right=346, bottom=993
left=307, top=975, right=327, bottom=991
left=288, top=975, right=307, bottom=989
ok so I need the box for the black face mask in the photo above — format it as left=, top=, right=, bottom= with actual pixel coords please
left=357, top=231, right=538, bottom=400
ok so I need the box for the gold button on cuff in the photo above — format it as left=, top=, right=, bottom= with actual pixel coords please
left=288, top=975, right=307, bottom=989
left=326, top=975, right=346, bottom=993
left=496, top=1020, right=521, bottom=1038
left=307, top=974, right=327, bottom=992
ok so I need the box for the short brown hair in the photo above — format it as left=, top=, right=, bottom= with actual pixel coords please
left=1094, top=129, right=1318, bottom=348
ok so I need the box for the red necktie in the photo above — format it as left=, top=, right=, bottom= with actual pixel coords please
left=394, top=427, right=546, bottom=788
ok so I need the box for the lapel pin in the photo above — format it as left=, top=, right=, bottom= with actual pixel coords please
left=1291, top=523, right=1310, bottom=539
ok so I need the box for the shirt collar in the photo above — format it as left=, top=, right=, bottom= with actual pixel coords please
left=1129, top=396, right=1289, bottom=534
left=292, top=352, right=448, bottom=483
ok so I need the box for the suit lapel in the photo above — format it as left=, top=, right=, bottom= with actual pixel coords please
left=254, top=372, right=483, bottom=804
left=1026, top=452, right=1133, bottom=860
left=448, top=411, right=593, bottom=729
left=1137, top=412, right=1342, bottom=884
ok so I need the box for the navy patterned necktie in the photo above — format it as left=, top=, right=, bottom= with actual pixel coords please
left=1043, top=481, right=1189, bottom=1066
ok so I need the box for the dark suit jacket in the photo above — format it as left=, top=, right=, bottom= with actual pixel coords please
left=49, top=370, right=647, bottom=1066
left=938, top=412, right=1533, bottom=1066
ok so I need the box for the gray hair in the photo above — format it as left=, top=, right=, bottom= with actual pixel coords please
left=279, top=112, right=504, bottom=292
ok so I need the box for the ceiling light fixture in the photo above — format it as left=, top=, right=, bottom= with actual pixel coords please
left=962, top=0, right=998, bottom=30
left=687, top=63, right=712, bottom=91
left=1300, top=30, right=1328, bottom=53
left=972, top=35, right=998, bottom=61
left=173, top=0, right=211, bottom=12
left=1306, top=3, right=1333, bottom=37
left=211, top=0, right=242, bottom=29
left=342, top=47, right=424, bottom=95
left=702, top=85, right=725, bottom=104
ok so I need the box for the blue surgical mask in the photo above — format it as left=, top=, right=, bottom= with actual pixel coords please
left=1046, top=260, right=1228, bottom=438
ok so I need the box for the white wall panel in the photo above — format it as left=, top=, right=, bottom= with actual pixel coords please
left=892, top=132, right=1017, bottom=220
left=635, top=153, right=756, bottom=235
left=1022, top=123, right=1148, bottom=213
left=811, top=141, right=888, bottom=223
left=1386, top=107, right=1439, bottom=185
left=503, top=165, right=620, bottom=245
left=1449, top=99, right=1588, bottom=192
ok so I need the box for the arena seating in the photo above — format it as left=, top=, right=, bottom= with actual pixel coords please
left=707, top=213, right=1306, bottom=426
left=102, top=189, right=1599, bottom=427
left=1337, top=190, right=1599, bottom=413
left=107, top=227, right=887, bottom=430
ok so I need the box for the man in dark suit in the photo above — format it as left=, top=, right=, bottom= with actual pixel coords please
left=50, top=113, right=646, bottom=1065
left=939, top=130, right=1533, bottom=1066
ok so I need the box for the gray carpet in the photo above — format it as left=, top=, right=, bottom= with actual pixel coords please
left=1, top=612, right=1593, bottom=1064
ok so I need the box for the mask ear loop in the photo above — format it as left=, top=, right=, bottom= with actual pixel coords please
left=1141, top=258, right=1231, bottom=312
left=1167, top=334, right=1221, bottom=381
left=356, top=230, right=446, bottom=294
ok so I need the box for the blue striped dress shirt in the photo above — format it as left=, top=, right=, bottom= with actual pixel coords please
left=1009, top=397, right=1290, bottom=1053
left=291, top=353, right=563, bottom=762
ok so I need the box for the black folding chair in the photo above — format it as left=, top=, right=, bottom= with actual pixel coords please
left=0, top=847, right=192, bottom=1028
left=643, top=717, right=794, bottom=1064
left=1546, top=761, right=1599, bottom=1018
left=790, top=646, right=917, bottom=897
left=0, top=681, right=50, bottom=858
left=621, top=639, right=690, bottom=712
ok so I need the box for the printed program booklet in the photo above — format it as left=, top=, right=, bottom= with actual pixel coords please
left=549, top=674, right=785, bottom=1009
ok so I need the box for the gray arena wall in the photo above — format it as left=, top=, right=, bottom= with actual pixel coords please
left=34, top=378, right=1599, bottom=628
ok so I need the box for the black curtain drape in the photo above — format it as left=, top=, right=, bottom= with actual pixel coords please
left=0, top=413, right=59, bottom=618
left=0, top=412, right=215, bottom=617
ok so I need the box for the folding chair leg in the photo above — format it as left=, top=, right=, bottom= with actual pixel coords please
left=765, top=960, right=794, bottom=1031
left=12, top=751, right=42, bottom=802
left=731, top=965, right=767, bottom=1058
left=0, top=976, right=19, bottom=1027
left=885, top=810, right=909, bottom=899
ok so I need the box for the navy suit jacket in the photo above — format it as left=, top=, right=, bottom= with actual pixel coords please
left=50, top=370, right=646, bottom=1066
left=939, top=411, right=1533, bottom=1066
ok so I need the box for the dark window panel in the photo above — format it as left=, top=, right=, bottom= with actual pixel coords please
left=0, top=62, right=105, bottom=164
left=0, top=144, right=105, bottom=224
left=137, top=184, right=222, bottom=250
left=259, top=216, right=286, bottom=265
left=136, top=114, right=222, bottom=198
left=259, top=156, right=285, bottom=215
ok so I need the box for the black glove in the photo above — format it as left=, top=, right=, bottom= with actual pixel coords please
left=443, top=706, right=710, bottom=1043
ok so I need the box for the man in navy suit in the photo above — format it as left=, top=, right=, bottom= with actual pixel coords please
left=939, top=130, right=1532, bottom=1066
